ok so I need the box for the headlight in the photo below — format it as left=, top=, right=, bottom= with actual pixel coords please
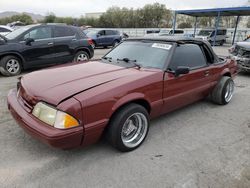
left=32, top=102, right=79, bottom=129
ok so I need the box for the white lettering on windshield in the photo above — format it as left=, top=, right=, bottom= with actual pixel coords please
left=152, top=43, right=172, bottom=50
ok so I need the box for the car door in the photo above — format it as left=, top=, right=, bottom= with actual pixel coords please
left=20, top=26, right=55, bottom=67
left=96, top=30, right=106, bottom=46
left=53, top=26, right=78, bottom=63
left=162, top=43, right=214, bottom=114
left=105, top=30, right=116, bottom=46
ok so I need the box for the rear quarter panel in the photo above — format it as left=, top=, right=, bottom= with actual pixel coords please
left=210, top=58, right=238, bottom=88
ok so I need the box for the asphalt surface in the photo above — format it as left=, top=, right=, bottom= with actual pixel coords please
left=0, top=47, right=250, bottom=188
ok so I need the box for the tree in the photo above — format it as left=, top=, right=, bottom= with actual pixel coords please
left=10, top=14, right=33, bottom=24
left=0, top=14, right=33, bottom=25
left=247, top=17, right=250, bottom=28
left=43, top=13, right=56, bottom=23
left=177, top=15, right=194, bottom=28
left=39, top=3, right=172, bottom=28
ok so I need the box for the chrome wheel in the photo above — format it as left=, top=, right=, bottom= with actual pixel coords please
left=76, top=53, right=88, bottom=61
left=224, top=80, right=234, bottom=103
left=121, top=112, right=148, bottom=148
left=6, top=59, right=20, bottom=74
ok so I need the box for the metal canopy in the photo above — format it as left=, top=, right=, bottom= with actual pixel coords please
left=173, top=6, right=250, bottom=46
left=176, top=7, right=250, bottom=17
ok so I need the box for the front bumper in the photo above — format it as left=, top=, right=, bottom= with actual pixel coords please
left=7, top=89, right=83, bottom=149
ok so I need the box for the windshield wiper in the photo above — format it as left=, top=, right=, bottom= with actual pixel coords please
left=101, top=56, right=112, bottom=62
left=117, top=58, right=142, bottom=69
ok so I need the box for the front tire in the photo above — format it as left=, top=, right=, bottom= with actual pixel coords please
left=0, top=55, right=21, bottom=76
left=112, top=40, right=119, bottom=47
left=210, top=76, right=234, bottom=105
left=106, top=104, right=149, bottom=152
left=74, top=51, right=89, bottom=62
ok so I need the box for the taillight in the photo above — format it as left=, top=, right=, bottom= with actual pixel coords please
left=87, top=38, right=94, bottom=45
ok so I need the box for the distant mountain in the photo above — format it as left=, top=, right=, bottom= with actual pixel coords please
left=0, top=11, right=44, bottom=21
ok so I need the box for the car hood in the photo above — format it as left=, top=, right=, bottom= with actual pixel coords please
left=236, top=41, right=250, bottom=50
left=21, top=61, right=153, bottom=105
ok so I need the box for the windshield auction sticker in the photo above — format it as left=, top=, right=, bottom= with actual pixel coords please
left=152, top=43, right=172, bottom=50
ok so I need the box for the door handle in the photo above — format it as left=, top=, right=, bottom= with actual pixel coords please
left=204, top=70, right=210, bottom=77
left=72, top=38, right=77, bottom=41
left=48, top=42, right=54, bottom=46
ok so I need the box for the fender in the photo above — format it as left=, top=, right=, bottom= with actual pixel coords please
left=110, top=92, right=152, bottom=116
left=0, top=52, right=25, bottom=66
left=74, top=47, right=91, bottom=55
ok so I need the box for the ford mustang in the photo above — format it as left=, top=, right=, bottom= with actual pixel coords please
left=7, top=37, right=238, bottom=152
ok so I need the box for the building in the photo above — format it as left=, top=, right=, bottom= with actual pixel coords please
left=85, top=12, right=104, bottom=19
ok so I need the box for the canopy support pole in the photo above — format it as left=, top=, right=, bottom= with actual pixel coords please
left=194, top=16, right=198, bottom=37
left=213, top=11, right=221, bottom=46
left=232, top=15, right=240, bottom=45
left=172, top=12, right=177, bottom=35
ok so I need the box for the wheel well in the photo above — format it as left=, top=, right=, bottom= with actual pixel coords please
left=0, top=53, right=24, bottom=68
left=223, top=72, right=231, bottom=77
left=103, top=99, right=151, bottom=134
left=111, top=99, right=151, bottom=118
left=75, top=48, right=90, bottom=57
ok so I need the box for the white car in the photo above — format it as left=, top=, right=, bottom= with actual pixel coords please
left=0, top=25, right=13, bottom=36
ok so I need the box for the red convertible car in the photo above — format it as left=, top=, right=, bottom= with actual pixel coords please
left=7, top=37, right=238, bottom=152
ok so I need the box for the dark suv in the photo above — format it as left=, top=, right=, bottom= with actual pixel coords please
left=86, top=29, right=122, bottom=48
left=0, top=24, right=94, bottom=76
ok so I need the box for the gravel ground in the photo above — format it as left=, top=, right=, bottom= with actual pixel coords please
left=0, top=47, right=250, bottom=188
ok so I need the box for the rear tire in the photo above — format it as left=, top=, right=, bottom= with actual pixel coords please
left=74, top=51, right=89, bottom=62
left=210, top=76, right=234, bottom=105
left=0, top=55, right=22, bottom=76
left=106, top=103, right=149, bottom=152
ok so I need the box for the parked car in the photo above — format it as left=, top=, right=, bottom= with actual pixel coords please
left=86, top=29, right=122, bottom=48
left=7, top=37, right=238, bottom=152
left=0, top=23, right=94, bottom=76
left=195, top=28, right=227, bottom=45
left=229, top=38, right=250, bottom=72
left=0, top=25, right=13, bottom=36
left=7, top=21, right=25, bottom=29
left=146, top=29, right=185, bottom=37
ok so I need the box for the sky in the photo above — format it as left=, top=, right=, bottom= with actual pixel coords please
left=0, top=0, right=249, bottom=17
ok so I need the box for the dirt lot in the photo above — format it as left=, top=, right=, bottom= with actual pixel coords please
left=0, top=47, right=250, bottom=188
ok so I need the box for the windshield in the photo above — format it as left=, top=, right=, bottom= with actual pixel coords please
left=103, top=41, right=172, bottom=69
left=5, top=26, right=32, bottom=40
left=198, top=30, right=212, bottom=36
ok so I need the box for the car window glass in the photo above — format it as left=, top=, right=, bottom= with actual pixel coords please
left=217, top=30, right=223, bottom=35
left=0, top=28, right=11, bottom=32
left=104, top=41, right=171, bottom=69
left=54, top=26, right=75, bottom=37
left=24, top=27, right=52, bottom=40
left=175, top=30, right=184, bottom=34
left=98, top=30, right=105, bottom=36
left=169, top=44, right=207, bottom=70
left=106, top=30, right=114, bottom=35
left=201, top=45, right=214, bottom=64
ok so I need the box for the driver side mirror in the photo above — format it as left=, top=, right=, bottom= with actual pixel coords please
left=96, top=34, right=100, bottom=38
left=174, top=66, right=190, bottom=77
left=25, top=38, right=34, bottom=45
